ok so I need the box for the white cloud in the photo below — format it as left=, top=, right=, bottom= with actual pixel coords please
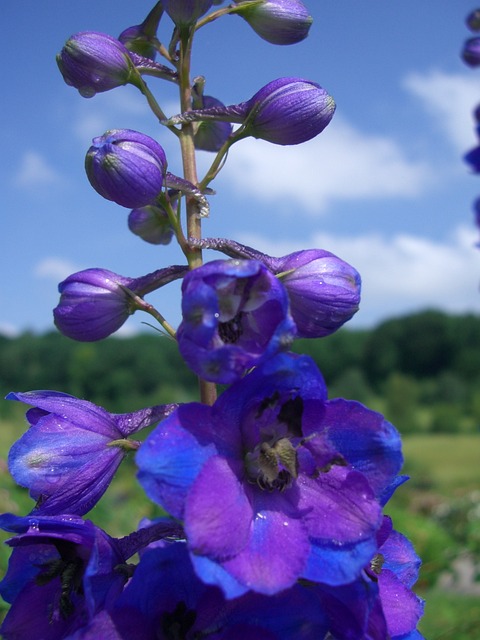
left=220, top=117, right=434, bottom=214
left=13, top=151, right=62, bottom=188
left=0, top=322, right=20, bottom=338
left=403, top=70, right=479, bottom=152
left=34, top=258, right=81, bottom=281
left=236, top=225, right=480, bottom=327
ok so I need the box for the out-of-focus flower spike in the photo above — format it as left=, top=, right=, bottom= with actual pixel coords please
left=462, top=36, right=480, bottom=67
left=466, top=9, right=480, bottom=32
left=233, top=0, right=313, bottom=45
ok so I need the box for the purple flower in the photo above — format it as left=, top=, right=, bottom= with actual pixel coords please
left=190, top=239, right=361, bottom=337
left=118, top=2, right=164, bottom=60
left=0, top=514, right=128, bottom=639
left=57, top=32, right=135, bottom=98
left=77, top=543, right=329, bottom=639
left=466, top=9, right=480, bottom=32
left=234, top=0, right=313, bottom=45
left=53, top=265, right=187, bottom=341
left=176, top=259, right=296, bottom=383
left=85, top=129, right=167, bottom=208
left=6, top=390, right=178, bottom=516
left=462, top=36, right=480, bottom=67
left=371, top=516, right=425, bottom=639
left=137, top=353, right=403, bottom=595
left=128, top=204, right=175, bottom=245
left=465, top=144, right=480, bottom=173
left=167, top=77, right=335, bottom=146
left=163, top=0, right=214, bottom=26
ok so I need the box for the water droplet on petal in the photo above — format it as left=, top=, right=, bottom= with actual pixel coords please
left=28, top=518, right=40, bottom=531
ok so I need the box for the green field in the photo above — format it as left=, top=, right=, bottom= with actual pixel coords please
left=1, top=420, right=479, bottom=637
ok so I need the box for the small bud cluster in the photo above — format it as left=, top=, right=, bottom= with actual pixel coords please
left=1, top=2, right=425, bottom=639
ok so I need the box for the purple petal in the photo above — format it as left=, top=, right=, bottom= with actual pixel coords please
left=379, top=569, right=424, bottom=637
left=221, top=492, right=310, bottom=595
left=185, top=455, right=252, bottom=558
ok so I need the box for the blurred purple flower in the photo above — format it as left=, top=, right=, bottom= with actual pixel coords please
left=85, top=129, right=167, bottom=208
left=234, top=0, right=313, bottom=45
left=53, top=265, right=187, bottom=341
left=128, top=204, right=175, bottom=245
left=466, top=9, right=480, bottom=32
left=118, top=2, right=164, bottom=60
left=7, top=390, right=178, bottom=516
left=462, top=36, right=480, bottom=67
left=176, top=259, right=296, bottom=383
left=137, top=353, right=403, bottom=595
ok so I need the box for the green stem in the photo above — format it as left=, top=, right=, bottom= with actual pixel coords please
left=176, top=27, right=218, bottom=406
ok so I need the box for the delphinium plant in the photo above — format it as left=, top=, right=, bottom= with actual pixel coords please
left=0, top=2, right=425, bottom=638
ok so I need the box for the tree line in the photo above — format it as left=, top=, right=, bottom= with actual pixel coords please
left=2, top=309, right=480, bottom=433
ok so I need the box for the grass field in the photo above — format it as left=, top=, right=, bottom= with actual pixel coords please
left=0, top=419, right=479, bottom=637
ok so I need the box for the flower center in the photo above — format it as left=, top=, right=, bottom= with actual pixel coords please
left=245, top=436, right=298, bottom=492
left=161, top=601, right=197, bottom=640
left=218, top=311, right=244, bottom=344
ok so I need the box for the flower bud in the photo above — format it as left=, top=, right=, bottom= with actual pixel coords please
left=118, top=2, right=164, bottom=60
left=57, top=31, right=135, bottom=98
left=462, top=37, right=480, bottom=67
left=85, top=129, right=167, bottom=208
left=465, top=145, right=480, bottom=172
left=128, top=203, right=175, bottom=245
left=166, top=77, right=335, bottom=146
left=277, top=249, right=361, bottom=338
left=466, top=9, right=480, bottom=32
left=54, top=266, right=187, bottom=341
left=234, top=0, right=313, bottom=45
left=193, top=95, right=233, bottom=151
left=163, top=0, right=214, bottom=26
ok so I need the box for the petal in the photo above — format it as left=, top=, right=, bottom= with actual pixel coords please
left=381, top=529, right=422, bottom=588
left=303, top=536, right=377, bottom=586
left=320, top=399, right=403, bottom=499
left=379, top=569, right=424, bottom=637
left=185, top=455, right=253, bottom=559
left=136, top=404, right=217, bottom=518
left=221, top=492, right=310, bottom=595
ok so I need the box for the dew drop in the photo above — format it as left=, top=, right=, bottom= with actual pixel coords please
left=28, top=518, right=40, bottom=532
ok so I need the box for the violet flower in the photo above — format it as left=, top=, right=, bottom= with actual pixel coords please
left=462, top=36, right=480, bottom=67
left=57, top=32, right=136, bottom=98
left=166, top=77, right=335, bottom=146
left=193, top=95, right=234, bottom=151
left=190, top=238, right=361, bottom=337
left=467, top=9, right=480, bottom=32
left=75, top=543, right=330, bottom=639
left=176, top=259, right=296, bottom=383
left=53, top=265, right=187, bottom=341
left=163, top=0, right=214, bottom=26
left=465, top=144, right=480, bottom=172
left=85, top=129, right=167, bottom=209
left=6, top=390, right=178, bottom=516
left=234, top=0, right=313, bottom=45
left=137, top=352, right=403, bottom=596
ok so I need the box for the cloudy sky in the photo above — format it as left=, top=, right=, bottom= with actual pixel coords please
left=2, top=0, right=480, bottom=337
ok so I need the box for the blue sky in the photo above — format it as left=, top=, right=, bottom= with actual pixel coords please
left=2, top=0, right=480, bottom=337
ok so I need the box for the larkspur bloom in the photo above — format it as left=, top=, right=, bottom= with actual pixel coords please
left=128, top=203, right=175, bottom=245
left=57, top=32, right=137, bottom=98
left=85, top=129, right=167, bottom=209
left=137, top=353, right=403, bottom=596
left=0, top=514, right=183, bottom=640
left=193, top=95, right=234, bottom=151
left=464, top=144, right=480, bottom=173
left=163, top=0, right=214, bottom=26
left=75, top=543, right=330, bottom=639
left=176, top=259, right=296, bottom=383
left=234, top=0, right=313, bottom=45
left=462, top=36, right=480, bottom=67
left=7, top=390, right=178, bottom=516
left=166, top=77, right=335, bottom=146
left=53, top=265, right=187, bottom=341
left=191, top=238, right=361, bottom=337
